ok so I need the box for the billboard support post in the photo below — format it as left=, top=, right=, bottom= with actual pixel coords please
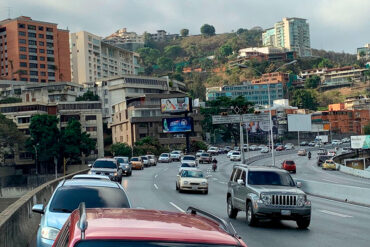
left=185, top=112, right=190, bottom=154
left=239, top=115, right=245, bottom=164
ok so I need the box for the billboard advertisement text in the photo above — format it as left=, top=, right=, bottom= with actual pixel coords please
left=161, top=97, right=191, bottom=114
left=162, top=117, right=193, bottom=133
left=351, top=135, right=370, bottom=149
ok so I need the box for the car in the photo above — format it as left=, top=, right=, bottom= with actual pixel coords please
left=199, top=152, right=212, bottom=164
left=297, top=149, right=306, bottom=156
left=141, top=156, right=150, bottom=167
left=179, top=163, right=197, bottom=172
left=243, top=144, right=249, bottom=151
left=88, top=158, right=123, bottom=183
left=230, top=151, right=241, bottom=161
left=130, top=157, right=144, bottom=170
left=195, top=150, right=205, bottom=158
left=341, top=137, right=350, bottom=143
left=281, top=160, right=296, bottom=173
left=114, top=156, right=132, bottom=176
left=181, top=155, right=197, bottom=166
left=327, top=150, right=336, bottom=156
left=71, top=174, right=110, bottom=180
left=233, top=146, right=240, bottom=151
left=225, top=146, right=232, bottom=152
left=52, top=205, right=247, bottom=247
left=258, top=144, right=267, bottom=150
left=341, top=147, right=353, bottom=154
left=146, top=154, right=157, bottom=166
left=314, top=142, right=323, bottom=147
left=32, top=179, right=131, bottom=247
left=227, top=150, right=234, bottom=158
left=227, top=165, right=311, bottom=229
left=249, top=145, right=258, bottom=151
left=284, top=143, right=295, bottom=150
left=300, top=141, right=308, bottom=146
left=176, top=168, right=208, bottom=194
left=308, top=141, right=316, bottom=147
left=317, top=148, right=327, bottom=156
left=331, top=139, right=342, bottom=145
left=207, top=146, right=219, bottom=155
left=170, top=150, right=183, bottom=161
left=317, top=155, right=333, bottom=166
left=276, top=145, right=285, bottom=151
left=158, top=153, right=171, bottom=163
left=260, top=147, right=269, bottom=153
left=274, top=142, right=282, bottom=148
left=322, top=160, right=337, bottom=170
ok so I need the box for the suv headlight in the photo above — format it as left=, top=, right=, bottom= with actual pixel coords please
left=297, top=195, right=306, bottom=206
left=183, top=181, right=189, bottom=185
left=201, top=182, right=207, bottom=185
left=41, top=226, right=60, bottom=240
left=260, top=193, right=272, bottom=204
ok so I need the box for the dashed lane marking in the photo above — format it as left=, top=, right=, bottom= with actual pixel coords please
left=154, top=174, right=158, bottom=178
left=154, top=184, right=159, bottom=190
left=319, top=209, right=352, bottom=218
left=169, top=202, right=185, bottom=212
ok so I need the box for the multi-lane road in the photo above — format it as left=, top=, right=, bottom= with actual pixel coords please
left=120, top=149, right=370, bottom=247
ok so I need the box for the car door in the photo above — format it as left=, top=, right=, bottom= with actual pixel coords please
left=232, top=169, right=243, bottom=209
left=237, top=170, right=248, bottom=210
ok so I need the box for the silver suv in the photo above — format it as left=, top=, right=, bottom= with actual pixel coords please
left=226, top=165, right=311, bottom=229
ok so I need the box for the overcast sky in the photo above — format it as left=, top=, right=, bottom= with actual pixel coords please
left=1, top=0, right=369, bottom=54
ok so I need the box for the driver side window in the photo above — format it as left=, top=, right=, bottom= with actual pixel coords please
left=233, top=169, right=242, bottom=182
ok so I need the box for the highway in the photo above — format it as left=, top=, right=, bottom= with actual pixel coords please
left=121, top=150, right=370, bottom=247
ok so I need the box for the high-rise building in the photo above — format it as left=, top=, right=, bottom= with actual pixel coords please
left=357, top=44, right=370, bottom=61
left=262, top=17, right=311, bottom=57
left=0, top=16, right=71, bottom=82
left=69, top=31, right=141, bottom=84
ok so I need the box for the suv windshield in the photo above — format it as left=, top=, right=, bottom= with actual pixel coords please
left=50, top=186, right=130, bottom=212
left=232, top=152, right=240, bottom=155
left=183, top=156, right=195, bottom=160
left=161, top=154, right=168, bottom=157
left=248, top=171, right=295, bottom=187
left=93, top=160, right=116, bottom=169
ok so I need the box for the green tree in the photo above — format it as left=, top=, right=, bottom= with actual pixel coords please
left=317, top=58, right=334, bottom=68
left=359, top=50, right=366, bottom=58
left=180, top=28, right=189, bottom=37
left=291, top=89, right=318, bottom=110
left=164, top=45, right=183, bottom=59
left=364, top=122, right=370, bottom=135
left=304, top=75, right=321, bottom=89
left=0, top=113, right=25, bottom=163
left=111, top=143, right=132, bottom=157
left=134, top=136, right=168, bottom=156
left=137, top=47, right=161, bottom=66
left=0, top=97, right=22, bottom=104
left=219, top=44, right=233, bottom=57
left=76, top=91, right=100, bottom=101
left=200, top=24, right=216, bottom=36
left=189, top=140, right=208, bottom=152
left=157, top=57, right=174, bottom=71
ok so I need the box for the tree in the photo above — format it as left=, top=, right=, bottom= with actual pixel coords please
left=76, top=91, right=100, bottom=101
left=111, top=143, right=132, bottom=157
left=219, top=44, right=233, bottom=57
left=157, top=57, right=174, bottom=71
left=180, top=28, right=189, bottom=37
left=0, top=97, right=22, bottom=104
left=317, top=58, right=334, bottom=68
left=189, top=140, right=208, bottom=152
left=137, top=47, right=161, bottom=66
left=364, top=122, right=370, bottom=135
left=291, top=89, right=318, bottom=110
left=359, top=50, right=366, bottom=58
left=304, top=75, right=321, bottom=89
left=134, top=136, right=168, bottom=156
left=200, top=24, right=216, bottom=36
left=164, top=45, right=183, bottom=59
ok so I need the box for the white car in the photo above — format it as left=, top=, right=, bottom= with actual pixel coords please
left=146, top=155, right=157, bottom=166
left=196, top=150, right=205, bottom=158
left=227, top=150, right=234, bottom=158
left=179, top=163, right=197, bottom=172
left=243, top=144, right=248, bottom=151
left=327, top=150, right=336, bottom=156
left=170, top=150, right=183, bottom=161
left=230, top=151, right=241, bottom=161
left=260, top=147, right=269, bottom=153
left=341, top=138, right=350, bottom=143
left=207, top=147, right=219, bottom=155
left=181, top=155, right=197, bottom=166
left=176, top=168, right=208, bottom=194
left=72, top=174, right=110, bottom=180
left=249, top=145, right=258, bottom=151
left=284, top=143, right=295, bottom=150
left=331, top=140, right=342, bottom=145
left=159, top=153, right=171, bottom=163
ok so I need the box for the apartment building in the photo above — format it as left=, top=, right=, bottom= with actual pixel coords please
left=357, top=44, right=370, bottom=61
left=0, top=16, right=71, bottom=82
left=103, top=28, right=144, bottom=52
left=110, top=94, right=203, bottom=147
left=251, top=72, right=289, bottom=85
left=262, top=17, right=311, bottom=57
left=70, top=31, right=141, bottom=84
left=206, top=82, right=284, bottom=106
left=235, top=47, right=296, bottom=63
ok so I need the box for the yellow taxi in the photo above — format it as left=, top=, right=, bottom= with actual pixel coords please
left=322, top=160, right=336, bottom=170
left=130, top=157, right=144, bottom=170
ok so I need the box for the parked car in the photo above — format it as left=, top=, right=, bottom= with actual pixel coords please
left=181, top=155, right=198, bottom=167
left=230, top=151, right=241, bottom=161
left=114, top=156, right=132, bottom=176
left=300, top=141, right=308, bottom=146
left=170, top=150, right=183, bottom=161
left=331, top=139, right=342, bottom=145
left=227, top=150, right=234, bottom=158
left=72, top=174, right=110, bottom=180
left=88, top=158, right=123, bottom=183
left=317, top=148, right=327, bottom=156
left=297, top=149, right=307, bottom=156
left=341, top=147, right=353, bottom=154
left=176, top=168, right=208, bottom=194
left=322, top=160, right=336, bottom=170
left=276, top=145, right=285, bottom=151
left=52, top=205, right=247, bottom=247
left=234, top=146, right=240, bottom=151
left=146, top=155, right=157, bottom=166
left=284, top=143, right=295, bottom=150
left=308, top=141, right=316, bottom=147
left=141, top=156, right=150, bottom=167
left=158, top=153, right=171, bottom=163
left=224, top=146, right=232, bottom=152
left=341, top=137, right=350, bottom=143
left=260, top=147, right=269, bottom=153
left=258, top=144, right=267, bottom=150
left=195, top=150, right=205, bottom=158
left=281, top=160, right=297, bottom=173
left=243, top=144, right=249, bottom=151
left=249, top=145, right=258, bottom=151
left=227, top=166, right=311, bottom=229
left=32, top=179, right=131, bottom=247
left=130, top=157, right=144, bottom=170
left=199, top=152, right=212, bottom=164
left=327, top=150, right=336, bottom=156
left=207, top=146, right=219, bottom=155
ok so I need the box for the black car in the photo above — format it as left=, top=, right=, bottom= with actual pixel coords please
left=317, top=155, right=333, bottom=167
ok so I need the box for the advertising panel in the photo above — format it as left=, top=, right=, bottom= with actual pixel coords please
left=162, top=117, right=193, bottom=133
left=351, top=135, right=370, bottom=149
left=287, top=114, right=312, bottom=132
left=345, top=158, right=366, bottom=170
left=161, top=97, right=191, bottom=113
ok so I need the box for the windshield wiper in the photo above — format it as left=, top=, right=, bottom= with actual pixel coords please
left=52, top=208, right=73, bottom=213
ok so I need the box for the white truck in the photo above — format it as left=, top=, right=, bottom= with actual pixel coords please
left=315, top=135, right=328, bottom=144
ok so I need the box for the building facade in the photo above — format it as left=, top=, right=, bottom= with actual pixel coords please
left=357, top=44, right=370, bottom=61
left=262, top=17, right=311, bottom=57
left=70, top=31, right=140, bottom=84
left=103, top=28, right=144, bottom=52
left=251, top=72, right=289, bottom=85
left=0, top=16, right=71, bottom=82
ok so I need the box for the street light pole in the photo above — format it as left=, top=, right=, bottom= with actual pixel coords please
left=239, top=115, right=246, bottom=164
left=267, top=84, right=275, bottom=167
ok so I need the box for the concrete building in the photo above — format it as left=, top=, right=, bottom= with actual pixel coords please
left=251, top=72, right=290, bottom=85
left=233, top=47, right=296, bottom=64
left=110, top=93, right=203, bottom=147
left=262, top=17, right=311, bottom=57
left=70, top=31, right=140, bottom=84
left=206, top=82, right=284, bottom=106
left=357, top=44, right=370, bottom=61
left=0, top=16, right=71, bottom=82
left=103, top=28, right=144, bottom=52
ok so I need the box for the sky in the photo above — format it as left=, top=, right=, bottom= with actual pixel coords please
left=0, top=0, right=369, bottom=54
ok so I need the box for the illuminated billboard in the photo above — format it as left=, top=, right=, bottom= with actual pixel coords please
left=351, top=135, right=370, bottom=149
left=160, top=97, right=191, bottom=114
left=162, top=117, right=193, bottom=133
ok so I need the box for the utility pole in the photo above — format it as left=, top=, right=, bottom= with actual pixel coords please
left=268, top=84, right=275, bottom=167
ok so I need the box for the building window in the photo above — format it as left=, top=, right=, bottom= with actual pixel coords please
left=19, top=54, right=27, bottom=59
left=46, top=35, right=53, bottom=40
left=48, top=72, right=55, bottom=76
left=40, top=71, right=46, bottom=76
left=29, top=48, right=37, bottom=53
left=85, top=115, right=97, bottom=121
left=47, top=50, right=54, bottom=55
left=38, top=26, right=44, bottom=31
left=20, top=62, right=27, bottom=67
left=30, top=71, right=38, bottom=76
left=18, top=23, right=25, bottom=28
left=28, top=40, right=37, bottom=45
left=19, top=47, right=27, bottom=52
left=30, top=78, right=38, bottom=82
left=46, top=42, right=53, bottom=48
left=39, top=41, right=44, bottom=46
left=47, top=57, right=54, bottom=62
left=40, top=56, right=45, bottom=61
left=19, top=39, right=26, bottom=44
left=46, top=27, right=53, bottom=32
left=47, top=64, right=55, bottom=69
left=86, top=126, right=97, bottom=132
left=28, top=32, right=36, bottom=38
left=18, top=31, right=26, bottom=36
left=40, top=64, right=46, bottom=68
left=39, top=48, right=45, bottom=53
left=29, top=55, right=37, bottom=60
left=28, top=25, right=36, bottom=30
left=29, top=63, right=38, bottom=68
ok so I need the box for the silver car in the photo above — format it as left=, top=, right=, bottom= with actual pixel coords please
left=32, top=179, right=131, bottom=247
left=114, top=156, right=132, bottom=176
left=89, top=158, right=123, bottom=182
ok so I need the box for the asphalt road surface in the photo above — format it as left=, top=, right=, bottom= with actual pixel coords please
left=121, top=150, right=370, bottom=247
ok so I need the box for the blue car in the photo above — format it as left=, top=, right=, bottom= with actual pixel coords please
left=32, top=179, right=131, bottom=247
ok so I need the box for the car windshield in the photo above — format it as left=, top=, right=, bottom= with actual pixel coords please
left=183, top=156, right=195, bottom=160
left=181, top=163, right=191, bottom=167
left=160, top=154, right=168, bottom=157
left=285, top=161, right=295, bottom=165
left=76, top=241, right=237, bottom=247
left=131, top=157, right=139, bottom=161
left=93, top=161, right=116, bottom=169
left=232, top=152, right=240, bottom=155
left=172, top=151, right=180, bottom=154
left=116, top=158, right=128, bottom=164
left=201, top=153, right=210, bottom=157
left=50, top=186, right=130, bottom=213
left=141, top=157, right=148, bottom=160
left=248, top=171, right=295, bottom=186
left=181, top=170, right=204, bottom=178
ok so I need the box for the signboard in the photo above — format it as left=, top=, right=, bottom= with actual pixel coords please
left=162, top=117, right=193, bottom=133
left=345, top=158, right=366, bottom=170
left=311, top=123, right=329, bottom=132
left=287, top=114, right=312, bottom=132
left=161, top=97, right=191, bottom=114
left=351, top=135, right=370, bottom=149
left=212, top=113, right=269, bottom=124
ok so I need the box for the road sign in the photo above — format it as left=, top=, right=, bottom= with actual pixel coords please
left=212, top=113, right=269, bottom=124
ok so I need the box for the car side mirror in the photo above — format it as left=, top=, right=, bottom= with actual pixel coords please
left=32, top=204, right=44, bottom=214
left=237, top=179, right=245, bottom=185
left=296, top=181, right=302, bottom=188
left=88, top=164, right=92, bottom=168
left=206, top=175, right=211, bottom=179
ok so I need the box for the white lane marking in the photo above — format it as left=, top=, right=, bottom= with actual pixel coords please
left=321, top=178, right=338, bottom=183
left=154, top=174, right=158, bottom=178
left=212, top=178, right=218, bottom=181
left=309, top=195, right=370, bottom=210
left=154, top=184, right=159, bottom=190
left=319, top=209, right=353, bottom=218
left=169, top=202, right=185, bottom=212
left=219, top=181, right=227, bottom=184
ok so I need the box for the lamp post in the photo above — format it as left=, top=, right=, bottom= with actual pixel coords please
left=33, top=144, right=39, bottom=175
left=231, top=106, right=246, bottom=164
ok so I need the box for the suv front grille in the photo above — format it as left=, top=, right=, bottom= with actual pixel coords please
left=271, top=194, right=297, bottom=206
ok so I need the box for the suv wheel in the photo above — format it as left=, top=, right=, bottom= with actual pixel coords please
left=227, top=197, right=238, bottom=219
left=246, top=201, right=257, bottom=226
left=176, top=182, right=179, bottom=190
left=296, top=217, right=310, bottom=229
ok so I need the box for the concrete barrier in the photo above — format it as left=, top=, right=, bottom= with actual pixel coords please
left=0, top=169, right=88, bottom=247
left=339, top=165, right=370, bottom=179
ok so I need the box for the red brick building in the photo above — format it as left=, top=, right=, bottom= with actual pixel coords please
left=252, top=72, right=289, bottom=85
left=0, top=16, right=71, bottom=82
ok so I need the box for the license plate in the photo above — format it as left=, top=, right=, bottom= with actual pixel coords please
left=192, top=186, right=198, bottom=190
left=281, top=210, right=291, bottom=216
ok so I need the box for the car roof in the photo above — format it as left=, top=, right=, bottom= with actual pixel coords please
left=95, top=158, right=116, bottom=162
left=72, top=174, right=110, bottom=180
left=61, top=179, right=120, bottom=188
left=183, top=155, right=195, bottom=158
left=234, top=165, right=288, bottom=173
left=67, top=208, right=241, bottom=246
left=114, top=156, right=128, bottom=159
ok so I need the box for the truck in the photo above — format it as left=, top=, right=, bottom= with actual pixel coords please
left=315, top=135, right=328, bottom=144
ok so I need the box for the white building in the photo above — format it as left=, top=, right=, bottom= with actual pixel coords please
left=357, top=44, right=370, bottom=61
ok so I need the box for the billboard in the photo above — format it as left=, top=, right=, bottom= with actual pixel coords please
left=287, top=114, right=312, bottom=132
left=162, top=117, right=193, bottom=133
left=351, top=135, right=370, bottom=149
left=212, top=113, right=269, bottom=125
left=161, top=97, right=191, bottom=114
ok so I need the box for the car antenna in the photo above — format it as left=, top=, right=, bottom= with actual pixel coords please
left=78, top=202, right=88, bottom=239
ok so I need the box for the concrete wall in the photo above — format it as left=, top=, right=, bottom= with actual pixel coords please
left=0, top=169, right=88, bottom=247
left=339, top=165, right=370, bottom=179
